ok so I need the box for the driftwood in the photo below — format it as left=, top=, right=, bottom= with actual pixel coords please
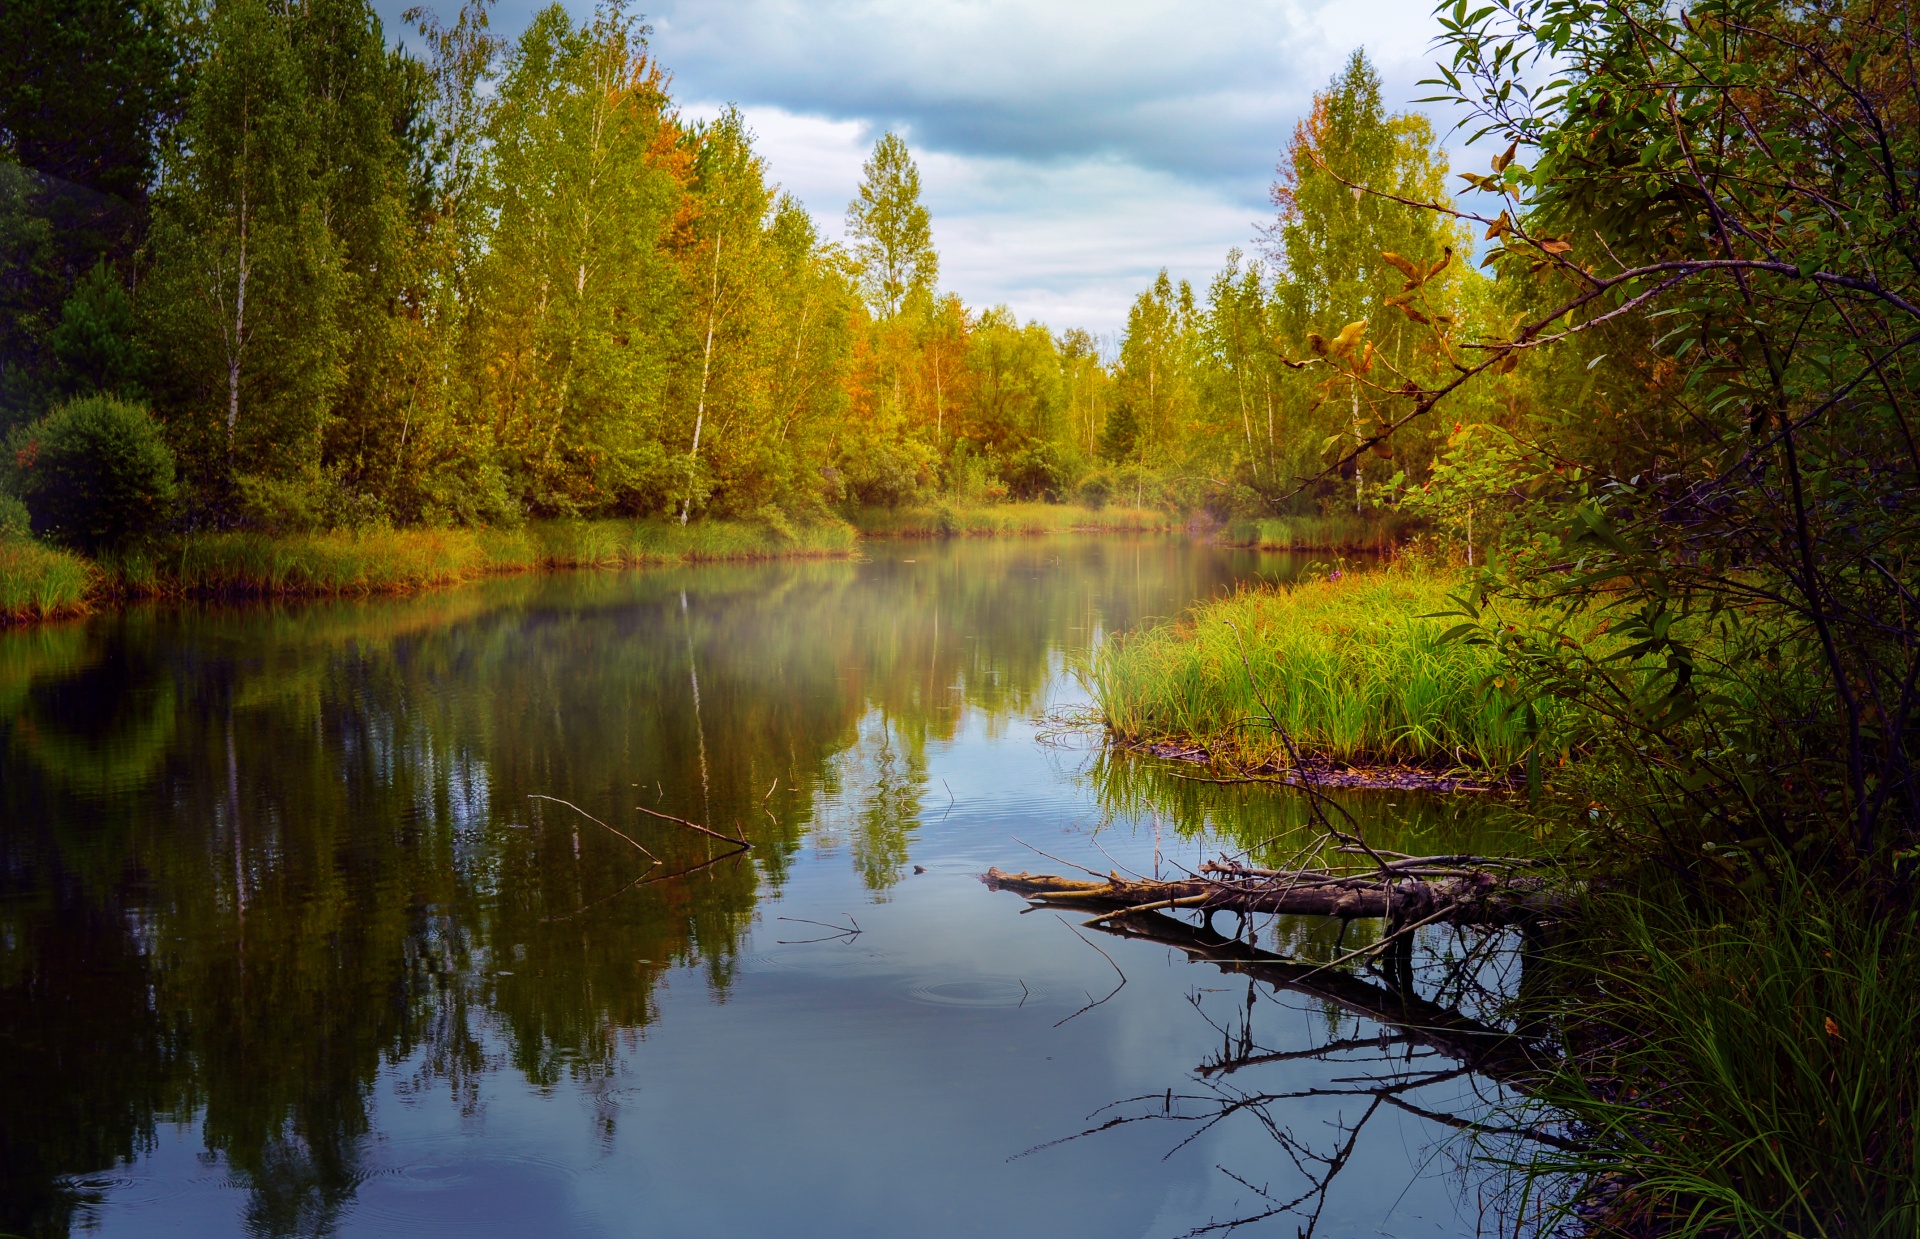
left=983, top=853, right=1569, bottom=928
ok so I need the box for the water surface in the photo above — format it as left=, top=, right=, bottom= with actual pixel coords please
left=0, top=536, right=1531, bottom=1238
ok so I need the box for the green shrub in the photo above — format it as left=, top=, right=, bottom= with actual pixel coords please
left=0, top=491, right=28, bottom=540
left=1006, top=441, right=1073, bottom=501
left=9, top=396, right=177, bottom=553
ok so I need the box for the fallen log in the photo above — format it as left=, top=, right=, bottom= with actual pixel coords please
left=982, top=860, right=1569, bottom=926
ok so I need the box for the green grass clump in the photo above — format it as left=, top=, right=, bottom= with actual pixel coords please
left=852, top=501, right=1172, bottom=538
left=1085, top=570, right=1552, bottom=770
left=1523, top=883, right=1920, bottom=1237
left=0, top=536, right=96, bottom=622
left=1221, top=511, right=1419, bottom=552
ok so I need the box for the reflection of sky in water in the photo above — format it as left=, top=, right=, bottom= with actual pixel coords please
left=1, top=537, right=1527, bottom=1238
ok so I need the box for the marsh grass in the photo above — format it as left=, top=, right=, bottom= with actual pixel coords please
left=1085, top=570, right=1557, bottom=771
left=82, top=518, right=856, bottom=603
left=1513, top=882, right=1920, bottom=1238
left=1221, top=511, right=1421, bottom=552
left=851, top=502, right=1173, bottom=538
left=0, top=537, right=96, bottom=622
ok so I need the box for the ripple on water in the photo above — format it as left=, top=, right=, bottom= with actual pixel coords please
left=354, top=1149, right=588, bottom=1236
left=905, top=977, right=1030, bottom=1008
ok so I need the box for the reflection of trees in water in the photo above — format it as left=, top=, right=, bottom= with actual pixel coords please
left=0, top=539, right=1280, bottom=1236
left=814, top=711, right=927, bottom=891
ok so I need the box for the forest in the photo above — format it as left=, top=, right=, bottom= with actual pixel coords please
left=0, top=0, right=1511, bottom=586
left=4, top=0, right=1919, bottom=1231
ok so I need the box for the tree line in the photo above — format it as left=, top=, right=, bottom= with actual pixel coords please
left=2, top=0, right=1533, bottom=539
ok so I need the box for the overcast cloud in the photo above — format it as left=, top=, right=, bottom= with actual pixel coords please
left=386, top=0, right=1467, bottom=334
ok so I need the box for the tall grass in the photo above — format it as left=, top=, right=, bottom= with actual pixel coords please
left=1517, top=882, right=1920, bottom=1238
left=851, top=501, right=1173, bottom=538
left=1221, top=511, right=1420, bottom=552
left=1085, top=570, right=1555, bottom=770
left=95, top=517, right=857, bottom=601
left=0, top=537, right=95, bottom=622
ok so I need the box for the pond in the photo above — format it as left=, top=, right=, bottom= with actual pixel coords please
left=0, top=535, right=1544, bottom=1239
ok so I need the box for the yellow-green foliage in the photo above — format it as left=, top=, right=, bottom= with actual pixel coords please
left=0, top=537, right=95, bottom=623
left=1086, top=570, right=1553, bottom=770
left=853, top=502, right=1173, bottom=539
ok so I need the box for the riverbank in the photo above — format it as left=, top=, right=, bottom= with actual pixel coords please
left=1084, top=569, right=1558, bottom=776
left=1087, top=566, right=1918, bottom=1235
left=0, top=518, right=860, bottom=624
left=0, top=503, right=1183, bottom=625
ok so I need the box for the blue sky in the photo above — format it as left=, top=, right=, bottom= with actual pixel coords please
left=382, top=0, right=1470, bottom=335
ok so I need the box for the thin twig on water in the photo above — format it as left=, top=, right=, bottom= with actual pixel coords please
left=634, top=802, right=751, bottom=849
left=529, top=794, right=660, bottom=862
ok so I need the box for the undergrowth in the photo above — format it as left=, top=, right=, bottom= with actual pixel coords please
left=0, top=517, right=856, bottom=616
left=1515, top=880, right=1920, bottom=1238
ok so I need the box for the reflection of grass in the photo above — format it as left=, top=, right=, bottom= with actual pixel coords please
left=0, top=538, right=95, bottom=623
left=1085, top=571, right=1554, bottom=771
left=851, top=502, right=1174, bottom=538
left=1220, top=512, right=1418, bottom=552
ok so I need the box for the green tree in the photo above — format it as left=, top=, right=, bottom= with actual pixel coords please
left=0, top=0, right=177, bottom=423
left=472, top=1, right=682, bottom=515
left=143, top=0, right=344, bottom=495
left=845, top=132, right=937, bottom=319
left=1265, top=50, right=1464, bottom=510
left=1109, top=271, right=1198, bottom=463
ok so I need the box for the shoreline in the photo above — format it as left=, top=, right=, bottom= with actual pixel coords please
left=1125, top=736, right=1518, bottom=793
left=0, top=505, right=1285, bottom=628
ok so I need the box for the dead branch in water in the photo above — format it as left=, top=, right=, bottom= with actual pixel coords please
left=983, top=857, right=1570, bottom=928
left=529, top=794, right=660, bottom=862
left=634, top=803, right=752, bottom=850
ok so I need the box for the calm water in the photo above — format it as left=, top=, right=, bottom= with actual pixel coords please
left=0, top=536, right=1534, bottom=1239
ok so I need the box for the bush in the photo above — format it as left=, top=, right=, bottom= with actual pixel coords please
left=1076, top=471, right=1113, bottom=510
left=1006, top=441, right=1074, bottom=501
left=0, top=491, right=28, bottom=540
left=9, top=396, right=176, bottom=553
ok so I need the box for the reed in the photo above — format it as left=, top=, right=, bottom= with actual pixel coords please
left=1515, top=881, right=1920, bottom=1238
left=0, top=537, right=96, bottom=622
left=1084, top=570, right=1554, bottom=771
left=851, top=502, right=1173, bottom=539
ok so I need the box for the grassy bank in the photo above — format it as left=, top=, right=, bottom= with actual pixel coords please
left=1, top=518, right=856, bottom=622
left=851, top=501, right=1175, bottom=538
left=1220, top=511, right=1421, bottom=552
left=0, top=537, right=95, bottom=622
left=1085, top=570, right=1557, bottom=772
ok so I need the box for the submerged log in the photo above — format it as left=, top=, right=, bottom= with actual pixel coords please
left=982, top=858, right=1568, bottom=926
